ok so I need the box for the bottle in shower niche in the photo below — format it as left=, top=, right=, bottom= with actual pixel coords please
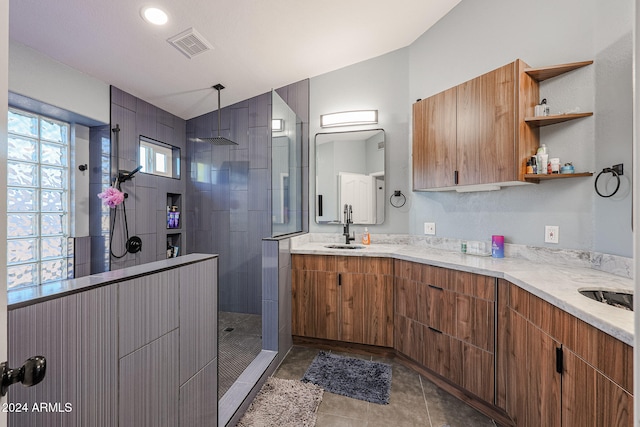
left=167, top=205, right=180, bottom=229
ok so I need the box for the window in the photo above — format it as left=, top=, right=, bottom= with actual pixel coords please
left=7, top=108, right=70, bottom=288
left=139, top=136, right=180, bottom=179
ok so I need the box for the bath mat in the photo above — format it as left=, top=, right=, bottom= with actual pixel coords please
left=236, top=377, right=323, bottom=427
left=302, top=351, right=392, bottom=404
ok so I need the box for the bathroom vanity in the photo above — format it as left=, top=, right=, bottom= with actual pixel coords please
left=290, top=239, right=633, bottom=426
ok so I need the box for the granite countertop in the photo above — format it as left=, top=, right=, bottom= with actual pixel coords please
left=291, top=242, right=634, bottom=346
left=8, top=253, right=218, bottom=310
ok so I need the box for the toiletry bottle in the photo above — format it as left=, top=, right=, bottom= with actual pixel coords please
left=362, top=227, right=370, bottom=245
left=536, top=145, right=548, bottom=175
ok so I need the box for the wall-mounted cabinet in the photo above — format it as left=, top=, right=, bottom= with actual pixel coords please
left=413, top=59, right=594, bottom=191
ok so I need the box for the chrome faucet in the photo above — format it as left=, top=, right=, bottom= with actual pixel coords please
left=343, top=204, right=355, bottom=244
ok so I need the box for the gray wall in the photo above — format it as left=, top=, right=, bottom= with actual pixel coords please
left=108, top=87, right=188, bottom=270
left=309, top=0, right=633, bottom=257
left=310, top=48, right=411, bottom=234
left=186, top=80, right=309, bottom=314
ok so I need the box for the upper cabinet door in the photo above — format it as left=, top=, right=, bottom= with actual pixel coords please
left=456, top=62, right=516, bottom=186
left=412, top=86, right=457, bottom=190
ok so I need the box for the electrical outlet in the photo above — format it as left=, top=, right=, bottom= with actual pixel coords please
left=424, top=222, right=436, bottom=235
left=545, top=225, right=559, bottom=244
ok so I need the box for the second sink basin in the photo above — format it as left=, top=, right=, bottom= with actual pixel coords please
left=324, top=244, right=365, bottom=250
left=579, top=289, right=633, bottom=311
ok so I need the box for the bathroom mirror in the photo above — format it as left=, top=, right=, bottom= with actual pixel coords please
left=315, top=129, right=385, bottom=224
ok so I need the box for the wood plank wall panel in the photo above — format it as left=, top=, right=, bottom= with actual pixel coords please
left=179, top=360, right=217, bottom=427
left=179, top=259, right=218, bottom=385
left=77, top=286, right=118, bottom=427
left=119, top=331, right=179, bottom=427
left=118, top=270, right=179, bottom=357
left=8, top=296, right=78, bottom=427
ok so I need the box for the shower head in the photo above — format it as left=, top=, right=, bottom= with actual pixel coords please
left=118, top=165, right=143, bottom=183
left=197, top=136, right=238, bottom=146
left=196, top=83, right=238, bottom=146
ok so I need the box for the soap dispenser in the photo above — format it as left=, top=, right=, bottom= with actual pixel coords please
left=362, top=227, right=370, bottom=245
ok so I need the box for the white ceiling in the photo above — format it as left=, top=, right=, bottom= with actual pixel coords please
left=9, top=0, right=460, bottom=120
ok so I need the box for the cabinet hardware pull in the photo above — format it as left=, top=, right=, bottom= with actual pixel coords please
left=428, top=326, right=443, bottom=334
left=428, top=284, right=444, bottom=291
left=454, top=170, right=459, bottom=185
left=555, top=347, right=563, bottom=374
left=338, top=273, right=341, bottom=286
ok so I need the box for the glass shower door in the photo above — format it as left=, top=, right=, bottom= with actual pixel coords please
left=271, top=91, right=303, bottom=237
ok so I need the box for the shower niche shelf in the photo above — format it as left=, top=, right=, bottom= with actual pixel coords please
left=166, top=192, right=182, bottom=258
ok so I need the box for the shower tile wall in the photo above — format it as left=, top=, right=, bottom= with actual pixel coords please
left=108, top=87, right=187, bottom=271
left=186, top=80, right=309, bottom=314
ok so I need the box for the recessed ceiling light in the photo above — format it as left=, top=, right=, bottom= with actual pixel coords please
left=141, top=7, right=168, bottom=25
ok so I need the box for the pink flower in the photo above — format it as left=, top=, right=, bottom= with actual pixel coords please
left=97, top=186, right=125, bottom=208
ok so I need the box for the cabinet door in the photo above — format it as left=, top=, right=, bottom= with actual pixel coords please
left=291, top=268, right=313, bottom=337
left=457, top=62, right=516, bottom=185
left=292, top=269, right=339, bottom=340
left=505, top=310, right=561, bottom=427
left=363, top=274, right=394, bottom=347
left=339, top=271, right=365, bottom=344
left=412, top=87, right=457, bottom=189
left=562, top=348, right=632, bottom=427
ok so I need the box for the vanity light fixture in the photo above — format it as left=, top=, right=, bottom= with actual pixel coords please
left=320, top=110, right=378, bottom=128
left=141, top=6, right=168, bottom=25
left=272, top=119, right=284, bottom=132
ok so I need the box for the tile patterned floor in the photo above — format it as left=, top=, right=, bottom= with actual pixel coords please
left=273, top=346, right=497, bottom=427
left=218, top=311, right=262, bottom=398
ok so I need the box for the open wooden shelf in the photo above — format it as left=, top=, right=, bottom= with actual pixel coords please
left=524, top=172, right=593, bottom=183
left=525, top=112, right=593, bottom=127
left=524, top=60, right=593, bottom=81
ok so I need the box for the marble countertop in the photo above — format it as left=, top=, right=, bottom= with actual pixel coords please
left=291, top=242, right=634, bottom=346
left=8, top=253, right=218, bottom=310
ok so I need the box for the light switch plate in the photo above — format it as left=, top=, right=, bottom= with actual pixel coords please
left=424, top=222, right=436, bottom=235
left=545, top=225, right=559, bottom=244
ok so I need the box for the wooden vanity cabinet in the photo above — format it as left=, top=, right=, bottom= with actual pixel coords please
left=394, top=260, right=496, bottom=402
left=412, top=59, right=539, bottom=190
left=291, top=254, right=394, bottom=347
left=498, top=279, right=633, bottom=427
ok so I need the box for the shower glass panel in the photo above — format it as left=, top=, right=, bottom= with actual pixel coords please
left=271, top=91, right=303, bottom=237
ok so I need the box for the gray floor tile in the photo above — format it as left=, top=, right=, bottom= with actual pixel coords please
left=271, top=346, right=496, bottom=427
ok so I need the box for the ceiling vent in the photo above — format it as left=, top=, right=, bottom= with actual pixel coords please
left=167, top=28, right=213, bottom=59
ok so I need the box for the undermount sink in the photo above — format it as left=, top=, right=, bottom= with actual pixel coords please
left=579, top=289, right=633, bottom=311
left=324, top=244, right=365, bottom=250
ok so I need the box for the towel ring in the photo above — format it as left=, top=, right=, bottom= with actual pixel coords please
left=390, top=191, right=406, bottom=208
left=594, top=167, right=620, bottom=198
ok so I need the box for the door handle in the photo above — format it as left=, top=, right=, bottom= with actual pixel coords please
left=0, top=356, right=47, bottom=396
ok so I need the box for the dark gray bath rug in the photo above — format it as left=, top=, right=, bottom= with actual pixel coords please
left=301, top=351, right=392, bottom=404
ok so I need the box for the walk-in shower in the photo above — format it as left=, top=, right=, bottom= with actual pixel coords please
left=216, top=89, right=303, bottom=399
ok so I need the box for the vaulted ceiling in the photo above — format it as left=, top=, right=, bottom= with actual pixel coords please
left=9, top=0, right=460, bottom=119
